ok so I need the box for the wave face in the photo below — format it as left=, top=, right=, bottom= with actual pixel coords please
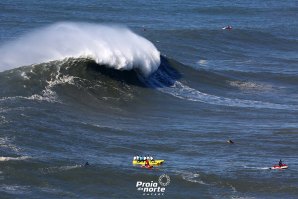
left=0, top=22, right=160, bottom=76
left=1, top=55, right=295, bottom=113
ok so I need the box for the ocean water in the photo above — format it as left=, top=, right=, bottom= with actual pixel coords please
left=0, top=1, right=298, bottom=198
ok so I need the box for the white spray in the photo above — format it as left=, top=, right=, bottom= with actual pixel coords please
left=0, top=22, right=160, bottom=76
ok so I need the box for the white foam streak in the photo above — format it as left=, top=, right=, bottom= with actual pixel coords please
left=39, top=165, right=82, bottom=174
left=0, top=137, right=21, bottom=152
left=0, top=185, right=30, bottom=194
left=0, top=156, right=29, bottom=161
left=179, top=171, right=209, bottom=185
left=0, top=22, right=160, bottom=76
left=158, top=81, right=297, bottom=110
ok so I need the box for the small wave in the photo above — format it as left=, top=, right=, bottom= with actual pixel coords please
left=0, top=115, right=8, bottom=124
left=193, top=6, right=262, bottom=16
left=39, top=164, right=82, bottom=174
left=0, top=22, right=160, bottom=77
left=39, top=187, right=79, bottom=197
left=156, top=80, right=297, bottom=110
left=197, top=59, right=208, bottom=66
left=146, top=63, right=295, bottom=110
left=228, top=80, right=273, bottom=91
left=180, top=171, right=209, bottom=185
left=0, top=137, right=21, bottom=153
left=0, top=94, right=58, bottom=103
left=0, top=156, right=29, bottom=161
left=0, top=184, right=30, bottom=195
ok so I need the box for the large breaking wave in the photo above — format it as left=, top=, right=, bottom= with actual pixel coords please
left=0, top=22, right=160, bottom=77
left=0, top=22, right=296, bottom=111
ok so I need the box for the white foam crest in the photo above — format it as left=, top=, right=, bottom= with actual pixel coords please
left=0, top=184, right=30, bottom=194
left=0, top=22, right=160, bottom=77
left=0, top=137, right=21, bottom=153
left=20, top=71, right=30, bottom=80
left=156, top=80, right=297, bottom=110
left=0, top=156, right=29, bottom=161
left=0, top=95, right=58, bottom=103
left=0, top=115, right=8, bottom=124
left=180, top=172, right=209, bottom=185
left=228, top=80, right=273, bottom=91
left=27, top=72, right=76, bottom=102
left=0, top=69, right=75, bottom=103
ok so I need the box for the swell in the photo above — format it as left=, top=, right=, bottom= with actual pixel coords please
left=156, top=29, right=298, bottom=51
left=0, top=56, right=297, bottom=111
left=193, top=6, right=298, bottom=16
left=145, top=58, right=298, bottom=110
left=193, top=6, right=264, bottom=15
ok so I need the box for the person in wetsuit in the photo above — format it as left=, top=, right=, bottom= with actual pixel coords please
left=227, top=139, right=234, bottom=144
left=279, top=159, right=283, bottom=167
left=145, top=159, right=150, bottom=167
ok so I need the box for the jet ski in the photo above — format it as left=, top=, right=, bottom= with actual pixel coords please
left=270, top=164, right=288, bottom=170
left=222, top=25, right=232, bottom=30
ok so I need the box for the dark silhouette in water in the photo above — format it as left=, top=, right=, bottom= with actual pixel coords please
left=84, top=162, right=90, bottom=166
left=222, top=25, right=232, bottom=30
left=227, top=139, right=234, bottom=144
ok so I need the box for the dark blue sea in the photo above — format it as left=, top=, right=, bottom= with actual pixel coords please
left=0, top=1, right=298, bottom=198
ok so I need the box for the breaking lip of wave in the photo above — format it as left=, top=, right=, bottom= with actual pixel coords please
left=0, top=22, right=160, bottom=77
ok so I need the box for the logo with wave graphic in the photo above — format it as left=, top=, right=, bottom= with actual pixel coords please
left=136, top=174, right=170, bottom=196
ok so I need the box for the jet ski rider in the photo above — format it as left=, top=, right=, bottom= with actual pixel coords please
left=279, top=159, right=283, bottom=167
